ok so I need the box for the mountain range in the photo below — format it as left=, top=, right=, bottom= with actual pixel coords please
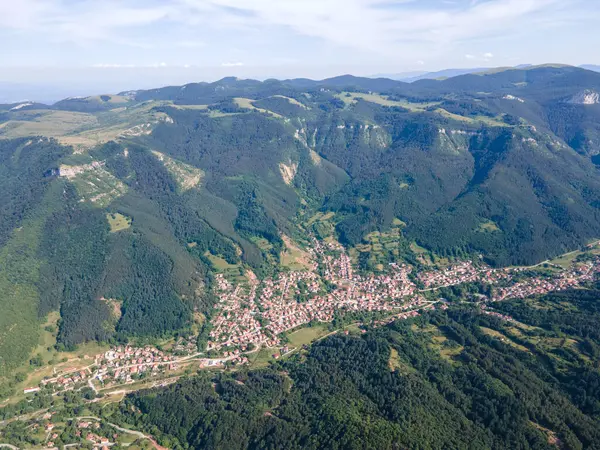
left=1, top=64, right=600, bottom=376
left=374, top=63, right=600, bottom=82
left=373, top=67, right=493, bottom=81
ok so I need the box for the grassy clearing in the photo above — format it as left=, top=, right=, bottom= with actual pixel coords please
left=233, top=98, right=284, bottom=119
left=477, top=220, right=501, bottom=233
left=392, top=218, right=406, bottom=227
left=388, top=347, right=405, bottom=372
left=205, top=252, right=247, bottom=283
left=546, top=244, right=600, bottom=269
left=435, top=108, right=506, bottom=127
left=306, top=211, right=335, bottom=227
left=248, top=347, right=278, bottom=368
left=151, top=150, right=204, bottom=192
left=174, top=104, right=209, bottom=110
left=335, top=92, right=440, bottom=111
left=336, top=92, right=394, bottom=106
left=550, top=250, right=583, bottom=269
left=439, top=346, right=465, bottom=362
left=287, top=325, right=330, bottom=348
left=208, top=110, right=242, bottom=118
left=0, top=110, right=98, bottom=141
left=107, top=213, right=132, bottom=232
left=88, top=94, right=130, bottom=104
left=272, top=95, right=309, bottom=109
left=206, top=252, right=241, bottom=272
left=0, top=101, right=173, bottom=150
left=253, top=237, right=274, bottom=252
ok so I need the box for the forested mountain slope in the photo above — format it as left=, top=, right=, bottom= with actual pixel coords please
left=1, top=65, right=600, bottom=380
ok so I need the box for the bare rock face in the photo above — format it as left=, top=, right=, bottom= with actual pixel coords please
left=569, top=90, right=600, bottom=105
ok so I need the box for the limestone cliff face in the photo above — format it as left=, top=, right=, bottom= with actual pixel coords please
left=569, top=89, right=600, bottom=105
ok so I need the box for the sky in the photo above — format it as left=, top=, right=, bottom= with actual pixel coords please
left=1, top=0, right=599, bottom=101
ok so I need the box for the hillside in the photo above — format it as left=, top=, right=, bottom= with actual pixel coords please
left=1, top=65, right=600, bottom=390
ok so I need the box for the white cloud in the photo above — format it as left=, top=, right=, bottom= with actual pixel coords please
left=221, top=62, right=244, bottom=67
left=184, top=0, right=573, bottom=56
left=1, top=0, right=599, bottom=69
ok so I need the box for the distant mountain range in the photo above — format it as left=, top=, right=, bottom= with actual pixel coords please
left=374, top=64, right=600, bottom=82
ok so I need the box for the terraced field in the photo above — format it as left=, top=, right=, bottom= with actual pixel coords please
left=60, top=162, right=128, bottom=207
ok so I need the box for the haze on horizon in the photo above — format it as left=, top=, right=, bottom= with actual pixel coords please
left=1, top=0, right=599, bottom=103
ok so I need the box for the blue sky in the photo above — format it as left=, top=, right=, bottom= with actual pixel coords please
left=0, top=0, right=599, bottom=96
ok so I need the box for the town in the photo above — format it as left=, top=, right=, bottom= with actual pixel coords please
left=25, top=236, right=600, bottom=400
left=205, top=236, right=600, bottom=355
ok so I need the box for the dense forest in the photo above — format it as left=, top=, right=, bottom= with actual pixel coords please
left=104, top=285, right=600, bottom=449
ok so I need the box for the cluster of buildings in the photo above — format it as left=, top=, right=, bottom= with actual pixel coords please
left=491, top=260, right=598, bottom=301
left=41, top=420, right=116, bottom=449
left=205, top=236, right=600, bottom=356
left=27, top=240, right=600, bottom=398
left=94, top=345, right=178, bottom=386
left=417, top=258, right=600, bottom=303
left=40, top=367, right=92, bottom=392
left=207, top=241, right=431, bottom=353
left=418, top=261, right=513, bottom=289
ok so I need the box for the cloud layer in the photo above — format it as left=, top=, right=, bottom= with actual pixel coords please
left=0, top=0, right=598, bottom=72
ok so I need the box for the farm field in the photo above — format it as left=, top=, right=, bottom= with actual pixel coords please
left=107, top=213, right=132, bottom=232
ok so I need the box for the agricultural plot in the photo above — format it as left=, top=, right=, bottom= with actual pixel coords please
left=280, top=235, right=314, bottom=271
left=411, top=323, right=465, bottom=364
left=205, top=252, right=246, bottom=283
left=349, top=223, right=405, bottom=271
left=287, top=324, right=330, bottom=348
left=480, top=326, right=530, bottom=352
